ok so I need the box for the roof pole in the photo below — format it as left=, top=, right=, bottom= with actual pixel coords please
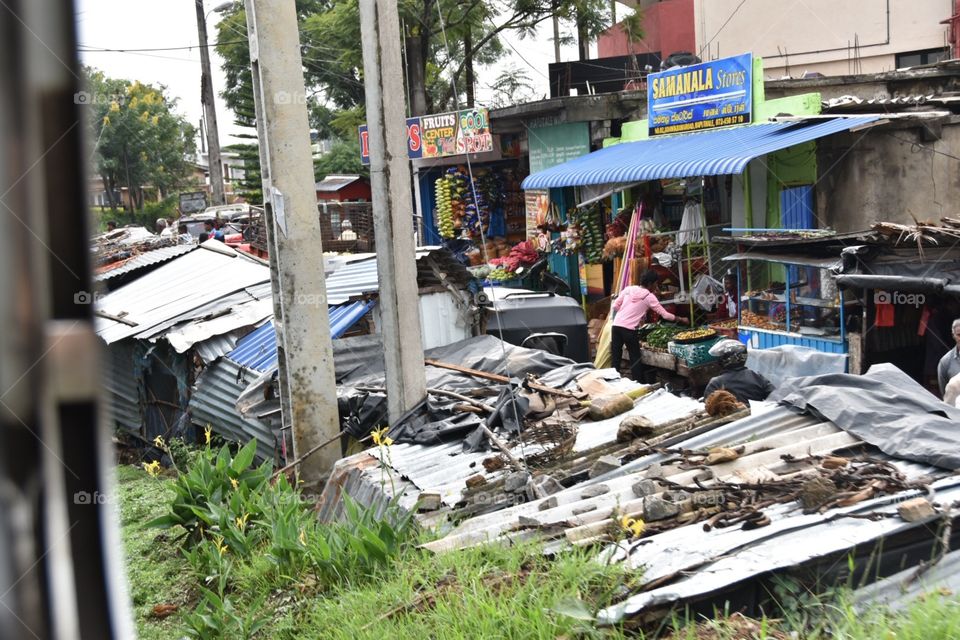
left=246, top=0, right=341, bottom=482
left=359, top=0, right=428, bottom=423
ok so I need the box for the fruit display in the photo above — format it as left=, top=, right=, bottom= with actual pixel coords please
left=435, top=175, right=455, bottom=238
left=673, top=328, right=717, bottom=343
left=434, top=166, right=526, bottom=241
left=573, top=204, right=606, bottom=264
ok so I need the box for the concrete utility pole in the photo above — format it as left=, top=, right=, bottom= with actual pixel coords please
left=196, top=0, right=226, bottom=206
left=359, top=0, right=427, bottom=423
left=246, top=0, right=341, bottom=480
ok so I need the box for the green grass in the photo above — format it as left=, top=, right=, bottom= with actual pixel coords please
left=116, top=464, right=192, bottom=639
left=273, top=542, right=635, bottom=640
left=118, top=461, right=960, bottom=640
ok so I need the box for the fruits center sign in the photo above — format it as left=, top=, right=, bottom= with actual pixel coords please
left=360, top=107, right=494, bottom=164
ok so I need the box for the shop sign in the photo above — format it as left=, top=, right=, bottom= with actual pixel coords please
left=178, top=190, right=207, bottom=214
left=528, top=122, right=591, bottom=174
left=359, top=108, right=493, bottom=165
left=647, top=53, right=752, bottom=136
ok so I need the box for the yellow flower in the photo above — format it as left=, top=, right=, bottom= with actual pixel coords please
left=204, top=425, right=212, bottom=445
left=619, top=515, right=645, bottom=538
left=109, top=101, right=120, bottom=112
left=298, top=529, right=307, bottom=545
left=139, top=110, right=150, bottom=123
left=151, top=115, right=159, bottom=126
left=229, top=478, right=239, bottom=491
left=142, top=460, right=161, bottom=477
left=128, top=95, right=139, bottom=109
left=213, top=535, right=228, bottom=556
left=153, top=435, right=166, bottom=449
left=102, top=115, right=110, bottom=127
left=235, top=513, right=249, bottom=531
left=371, top=427, right=393, bottom=447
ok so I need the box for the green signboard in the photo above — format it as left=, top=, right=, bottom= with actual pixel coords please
left=528, top=122, right=590, bottom=174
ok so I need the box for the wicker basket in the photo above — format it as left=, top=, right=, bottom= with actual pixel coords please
left=668, top=336, right=723, bottom=367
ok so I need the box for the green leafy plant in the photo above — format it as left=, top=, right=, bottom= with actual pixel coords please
left=147, top=440, right=271, bottom=550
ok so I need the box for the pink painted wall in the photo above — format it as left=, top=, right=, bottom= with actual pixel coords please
left=598, top=0, right=696, bottom=61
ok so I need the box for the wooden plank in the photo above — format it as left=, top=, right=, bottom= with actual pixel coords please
left=424, top=358, right=576, bottom=398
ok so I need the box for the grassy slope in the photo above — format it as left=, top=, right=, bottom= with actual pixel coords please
left=115, top=464, right=192, bottom=639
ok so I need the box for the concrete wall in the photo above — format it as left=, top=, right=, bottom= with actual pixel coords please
left=598, top=0, right=696, bottom=60
left=694, top=0, right=952, bottom=78
left=815, top=121, right=960, bottom=232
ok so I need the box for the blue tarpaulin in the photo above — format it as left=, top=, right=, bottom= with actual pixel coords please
left=521, top=117, right=878, bottom=189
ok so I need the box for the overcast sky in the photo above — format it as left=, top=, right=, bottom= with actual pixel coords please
left=75, top=0, right=616, bottom=148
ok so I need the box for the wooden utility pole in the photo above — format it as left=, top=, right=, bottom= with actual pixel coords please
left=359, top=0, right=428, bottom=423
left=195, top=0, right=226, bottom=205
left=246, top=0, right=341, bottom=480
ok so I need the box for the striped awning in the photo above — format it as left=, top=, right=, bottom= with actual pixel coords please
left=521, top=117, right=878, bottom=190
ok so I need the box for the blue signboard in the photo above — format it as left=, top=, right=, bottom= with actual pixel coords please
left=647, top=53, right=752, bottom=136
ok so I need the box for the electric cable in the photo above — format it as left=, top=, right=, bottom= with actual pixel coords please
left=435, top=2, right=531, bottom=469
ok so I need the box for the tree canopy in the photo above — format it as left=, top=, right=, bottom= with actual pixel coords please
left=213, top=0, right=626, bottom=182
left=84, top=68, right=197, bottom=211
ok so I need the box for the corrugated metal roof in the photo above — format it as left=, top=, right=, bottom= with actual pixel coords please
left=322, top=247, right=463, bottom=305
left=521, top=117, right=878, bottom=189
left=226, top=300, right=376, bottom=372
left=94, top=243, right=198, bottom=281
left=102, top=341, right=142, bottom=435
left=853, top=548, right=960, bottom=612
left=597, top=476, right=960, bottom=623
left=189, top=358, right=278, bottom=461
left=315, top=174, right=363, bottom=192
left=324, top=386, right=700, bottom=513
left=96, top=242, right=272, bottom=345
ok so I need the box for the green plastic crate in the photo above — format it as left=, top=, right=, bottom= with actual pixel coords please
left=668, top=336, right=723, bottom=367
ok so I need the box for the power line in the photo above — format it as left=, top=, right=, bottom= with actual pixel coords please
left=697, top=0, right=748, bottom=59
left=77, top=40, right=246, bottom=53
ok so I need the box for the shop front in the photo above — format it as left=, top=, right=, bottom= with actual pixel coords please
left=517, top=53, right=878, bottom=388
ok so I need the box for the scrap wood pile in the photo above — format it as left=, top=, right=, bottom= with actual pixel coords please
left=93, top=228, right=183, bottom=272
left=874, top=217, right=960, bottom=248
left=496, top=448, right=926, bottom=553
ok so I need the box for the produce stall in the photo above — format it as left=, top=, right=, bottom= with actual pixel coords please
left=634, top=323, right=723, bottom=393
left=723, top=252, right=856, bottom=360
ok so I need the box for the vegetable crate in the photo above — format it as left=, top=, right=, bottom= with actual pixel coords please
left=668, top=336, right=723, bottom=367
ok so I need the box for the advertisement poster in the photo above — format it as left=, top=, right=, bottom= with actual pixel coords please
left=359, top=117, right=423, bottom=165
left=528, top=122, right=591, bottom=174
left=420, top=108, right=493, bottom=158
left=647, top=53, right=752, bottom=136
left=524, top=189, right=549, bottom=239
left=360, top=108, right=493, bottom=164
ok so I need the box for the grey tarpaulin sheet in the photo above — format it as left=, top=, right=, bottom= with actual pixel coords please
left=339, top=335, right=593, bottom=447
left=769, top=363, right=960, bottom=469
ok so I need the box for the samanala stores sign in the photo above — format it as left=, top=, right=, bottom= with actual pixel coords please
left=359, top=107, right=493, bottom=164
left=647, top=53, right=752, bottom=136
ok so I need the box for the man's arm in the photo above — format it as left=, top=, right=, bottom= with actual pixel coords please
left=647, top=295, right=676, bottom=322
left=938, top=356, right=949, bottom=396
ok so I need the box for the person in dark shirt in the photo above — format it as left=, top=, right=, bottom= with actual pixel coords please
left=703, top=339, right=775, bottom=404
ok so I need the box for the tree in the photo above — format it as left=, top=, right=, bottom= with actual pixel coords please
left=84, top=68, right=197, bottom=211
left=313, top=138, right=367, bottom=179
left=486, top=65, right=538, bottom=108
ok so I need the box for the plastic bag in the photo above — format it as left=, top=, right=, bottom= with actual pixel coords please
left=593, top=315, right=614, bottom=369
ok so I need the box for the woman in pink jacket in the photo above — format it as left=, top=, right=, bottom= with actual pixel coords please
left=611, top=269, right=688, bottom=381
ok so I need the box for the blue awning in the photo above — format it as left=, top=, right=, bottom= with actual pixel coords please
left=521, top=117, right=878, bottom=190
left=226, top=300, right=376, bottom=372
